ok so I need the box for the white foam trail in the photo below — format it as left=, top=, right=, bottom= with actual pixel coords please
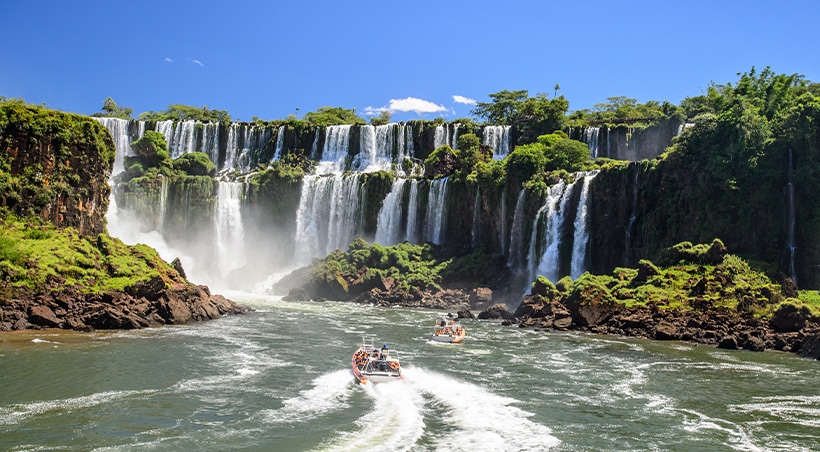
left=0, top=390, right=156, bottom=425
left=321, top=377, right=425, bottom=451
left=405, top=366, right=560, bottom=450
left=263, top=369, right=355, bottom=424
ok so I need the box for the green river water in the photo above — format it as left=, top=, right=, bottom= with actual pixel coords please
left=1, top=293, right=818, bottom=451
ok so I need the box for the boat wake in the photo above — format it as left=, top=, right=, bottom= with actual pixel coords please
left=315, top=365, right=559, bottom=451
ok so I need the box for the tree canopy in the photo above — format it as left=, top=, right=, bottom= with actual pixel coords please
left=91, top=97, right=133, bottom=120
left=137, top=104, right=231, bottom=123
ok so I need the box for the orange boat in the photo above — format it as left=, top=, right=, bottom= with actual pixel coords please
left=351, top=337, right=403, bottom=384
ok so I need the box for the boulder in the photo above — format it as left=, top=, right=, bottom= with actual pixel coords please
left=28, top=305, right=62, bottom=328
left=478, top=303, right=515, bottom=320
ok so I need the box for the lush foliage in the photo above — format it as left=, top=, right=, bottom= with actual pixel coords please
left=302, top=106, right=366, bottom=126
left=173, top=152, right=216, bottom=177
left=504, top=132, right=592, bottom=185
left=137, top=104, right=231, bottom=123
left=0, top=217, right=184, bottom=298
left=471, top=90, right=569, bottom=144
left=541, top=240, right=789, bottom=319
left=91, top=97, right=133, bottom=119
left=310, top=239, right=507, bottom=294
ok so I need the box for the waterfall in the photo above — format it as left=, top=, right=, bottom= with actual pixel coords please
left=471, top=186, right=480, bottom=248
left=483, top=125, right=512, bottom=159
left=425, top=177, right=449, bottom=245
left=374, top=178, right=406, bottom=246
left=405, top=180, right=420, bottom=243
left=354, top=124, right=407, bottom=172
left=433, top=124, right=450, bottom=150
left=273, top=125, right=285, bottom=161
left=214, top=181, right=245, bottom=278
left=94, top=118, right=134, bottom=175
left=294, top=173, right=363, bottom=264
left=570, top=171, right=598, bottom=278
left=158, top=175, right=169, bottom=234
left=529, top=180, right=571, bottom=285
left=507, top=189, right=527, bottom=268
left=787, top=148, right=797, bottom=285
left=584, top=127, right=600, bottom=159
left=318, top=125, right=352, bottom=174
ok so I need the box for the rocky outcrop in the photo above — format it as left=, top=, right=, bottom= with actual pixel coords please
left=0, top=280, right=250, bottom=332
left=511, top=293, right=820, bottom=359
left=0, top=103, right=113, bottom=235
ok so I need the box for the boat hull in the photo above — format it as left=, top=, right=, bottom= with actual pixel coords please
left=429, top=333, right=466, bottom=344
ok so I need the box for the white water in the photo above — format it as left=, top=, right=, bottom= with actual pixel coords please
left=424, top=178, right=449, bottom=245
left=528, top=180, right=570, bottom=286
left=294, top=173, right=363, bottom=264
left=374, top=178, right=407, bottom=246
left=405, top=180, right=420, bottom=243
left=483, top=125, right=512, bottom=159
left=318, top=125, right=352, bottom=174
left=584, top=127, right=600, bottom=159
left=570, top=171, right=598, bottom=278
left=471, top=186, right=481, bottom=248
left=214, top=181, right=246, bottom=280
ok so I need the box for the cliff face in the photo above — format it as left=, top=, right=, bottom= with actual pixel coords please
left=0, top=102, right=114, bottom=235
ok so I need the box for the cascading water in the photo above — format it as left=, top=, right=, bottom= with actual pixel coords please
left=528, top=180, right=570, bottom=286
left=787, top=148, right=797, bottom=285
left=584, top=127, right=600, bottom=159
left=318, top=125, right=352, bottom=174
left=570, top=171, right=598, bottom=278
left=94, top=118, right=133, bottom=175
left=272, top=126, right=285, bottom=162
left=374, top=178, right=407, bottom=246
left=355, top=124, right=408, bottom=172
left=433, top=124, right=450, bottom=150
left=405, top=180, right=420, bottom=243
left=294, top=173, right=364, bottom=265
left=425, top=178, right=449, bottom=245
left=214, top=181, right=246, bottom=279
left=483, top=125, right=512, bottom=159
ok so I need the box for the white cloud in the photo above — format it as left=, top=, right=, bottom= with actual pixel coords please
left=387, top=97, right=448, bottom=114
left=189, top=58, right=204, bottom=67
left=452, top=95, right=477, bottom=105
left=364, top=106, right=389, bottom=116
left=163, top=57, right=174, bottom=63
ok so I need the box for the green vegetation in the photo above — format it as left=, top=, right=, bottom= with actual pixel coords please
left=471, top=90, right=569, bottom=144
left=138, top=104, right=231, bottom=123
left=301, top=106, right=366, bottom=126
left=309, top=239, right=507, bottom=295
left=0, top=217, right=184, bottom=298
left=91, top=97, right=133, bottom=120
left=535, top=239, right=813, bottom=321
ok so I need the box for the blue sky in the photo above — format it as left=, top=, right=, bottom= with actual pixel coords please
left=2, top=0, right=819, bottom=123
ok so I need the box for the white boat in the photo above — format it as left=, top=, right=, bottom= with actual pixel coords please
left=351, top=338, right=403, bottom=384
left=430, top=313, right=466, bottom=343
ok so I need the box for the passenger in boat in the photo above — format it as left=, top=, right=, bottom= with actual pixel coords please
left=380, top=344, right=388, bottom=359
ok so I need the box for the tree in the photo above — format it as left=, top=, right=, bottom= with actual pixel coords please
left=137, top=104, right=231, bottom=122
left=471, top=90, right=529, bottom=125
left=371, top=110, right=392, bottom=126
left=92, top=97, right=133, bottom=119
left=302, top=106, right=366, bottom=126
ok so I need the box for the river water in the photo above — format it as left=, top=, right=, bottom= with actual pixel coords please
left=1, top=293, right=818, bottom=451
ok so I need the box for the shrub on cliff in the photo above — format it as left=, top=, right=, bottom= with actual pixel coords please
left=0, top=217, right=186, bottom=299
left=173, top=152, right=216, bottom=177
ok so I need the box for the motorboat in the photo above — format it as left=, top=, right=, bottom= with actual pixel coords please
left=351, top=337, right=403, bottom=384
left=429, top=313, right=466, bottom=343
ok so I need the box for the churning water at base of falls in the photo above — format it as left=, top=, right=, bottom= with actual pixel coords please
left=1, top=294, right=818, bottom=452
